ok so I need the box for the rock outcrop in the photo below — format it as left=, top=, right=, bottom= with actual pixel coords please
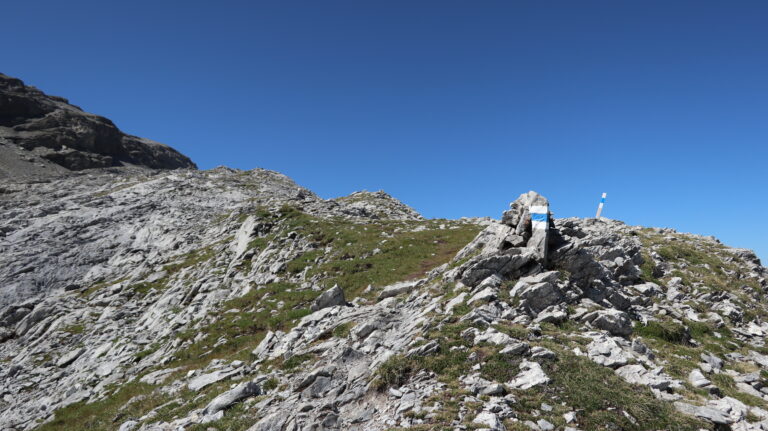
left=1, top=164, right=767, bottom=429
left=0, top=73, right=195, bottom=178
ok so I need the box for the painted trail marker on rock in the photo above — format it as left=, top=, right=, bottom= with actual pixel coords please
left=529, top=205, right=549, bottom=231
left=528, top=202, right=549, bottom=264
left=595, top=192, right=607, bottom=219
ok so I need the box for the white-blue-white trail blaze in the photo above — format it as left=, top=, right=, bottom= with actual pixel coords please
left=529, top=205, right=548, bottom=230
left=596, top=192, right=607, bottom=218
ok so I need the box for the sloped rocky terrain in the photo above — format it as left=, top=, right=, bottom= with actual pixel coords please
left=2, top=74, right=768, bottom=431
left=0, top=73, right=195, bottom=179
left=1, top=166, right=767, bottom=431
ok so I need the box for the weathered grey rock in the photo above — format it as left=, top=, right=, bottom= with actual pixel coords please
left=589, top=309, right=633, bottom=336
left=674, top=401, right=733, bottom=424
left=117, top=420, right=139, bottom=431
left=378, top=279, right=420, bottom=300
left=736, top=382, right=764, bottom=398
left=310, top=284, right=346, bottom=311
left=473, top=411, right=506, bottom=430
left=479, top=383, right=506, bottom=396
left=586, top=335, right=631, bottom=368
left=232, top=215, right=260, bottom=258
left=500, top=342, right=530, bottom=356
left=475, top=328, right=514, bottom=346
left=700, top=352, right=724, bottom=371
left=468, top=286, right=497, bottom=305
left=0, top=144, right=765, bottom=431
left=252, top=330, right=279, bottom=359
left=537, top=419, right=555, bottom=431
left=139, top=367, right=182, bottom=385
left=188, top=368, right=241, bottom=391
left=247, top=411, right=287, bottom=431
left=303, top=375, right=333, bottom=398
left=15, top=304, right=53, bottom=336
left=353, top=319, right=383, bottom=340
left=56, top=347, right=84, bottom=368
left=534, top=306, right=567, bottom=324
left=511, top=272, right=563, bottom=315
left=501, top=191, right=551, bottom=263
left=688, top=369, right=711, bottom=388
left=461, top=252, right=534, bottom=288
left=406, top=340, right=440, bottom=357
left=615, top=364, right=680, bottom=391
left=632, top=282, right=662, bottom=296
left=445, top=292, right=467, bottom=314
left=0, top=327, right=13, bottom=343
left=295, top=365, right=335, bottom=392
left=508, top=360, right=550, bottom=389
left=203, top=380, right=262, bottom=415
left=530, top=346, right=556, bottom=360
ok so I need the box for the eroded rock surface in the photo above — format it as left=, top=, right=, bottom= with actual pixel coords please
left=0, top=73, right=195, bottom=178
left=1, top=174, right=767, bottom=431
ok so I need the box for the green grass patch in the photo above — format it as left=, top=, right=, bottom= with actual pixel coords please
left=80, top=277, right=129, bottom=298
left=262, top=377, right=279, bottom=391
left=186, top=403, right=256, bottom=431
left=271, top=206, right=482, bottom=299
left=634, top=320, right=689, bottom=344
left=60, top=324, right=85, bottom=335
left=281, top=353, right=314, bottom=371
left=134, top=343, right=161, bottom=362
left=709, top=373, right=766, bottom=407
left=639, top=251, right=661, bottom=283
left=332, top=322, right=355, bottom=338
left=36, top=381, right=168, bottom=431
left=510, top=352, right=709, bottom=431
left=167, top=282, right=317, bottom=370
left=373, top=322, right=475, bottom=390
left=162, top=245, right=217, bottom=275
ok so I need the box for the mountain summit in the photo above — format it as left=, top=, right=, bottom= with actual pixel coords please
left=0, top=73, right=195, bottom=178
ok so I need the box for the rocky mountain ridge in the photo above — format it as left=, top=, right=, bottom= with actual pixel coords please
left=0, top=73, right=195, bottom=179
left=1, top=165, right=767, bottom=431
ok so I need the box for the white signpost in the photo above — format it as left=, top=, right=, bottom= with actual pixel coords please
left=595, top=192, right=607, bottom=219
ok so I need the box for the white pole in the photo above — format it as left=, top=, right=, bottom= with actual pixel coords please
left=595, top=192, right=607, bottom=219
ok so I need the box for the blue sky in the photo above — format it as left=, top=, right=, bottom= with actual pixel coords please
left=3, top=1, right=767, bottom=261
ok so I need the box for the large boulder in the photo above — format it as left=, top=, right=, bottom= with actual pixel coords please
left=510, top=271, right=563, bottom=314
left=311, top=285, right=346, bottom=311
left=502, top=191, right=551, bottom=263
left=461, top=251, right=536, bottom=288
left=202, top=380, right=262, bottom=416
left=587, top=309, right=633, bottom=337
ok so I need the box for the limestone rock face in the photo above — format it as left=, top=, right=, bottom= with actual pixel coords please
left=0, top=73, right=196, bottom=179
left=0, top=138, right=766, bottom=431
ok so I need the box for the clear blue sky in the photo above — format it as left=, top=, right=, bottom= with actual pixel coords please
left=3, top=1, right=767, bottom=261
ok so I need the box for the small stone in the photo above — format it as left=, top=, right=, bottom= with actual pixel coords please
left=537, top=419, right=555, bottom=431
left=508, top=360, right=550, bottom=390
left=688, top=369, right=711, bottom=388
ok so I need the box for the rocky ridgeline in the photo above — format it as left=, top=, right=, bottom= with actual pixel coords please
left=1, top=171, right=768, bottom=431
left=0, top=73, right=195, bottom=179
